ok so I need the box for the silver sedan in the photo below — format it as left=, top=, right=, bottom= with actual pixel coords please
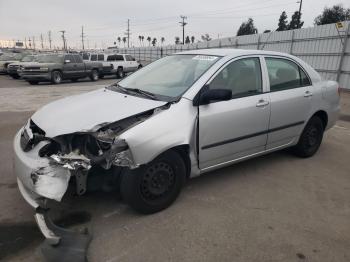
left=14, top=49, right=340, bottom=243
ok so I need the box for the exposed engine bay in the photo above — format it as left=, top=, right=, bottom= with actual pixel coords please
left=20, top=105, right=168, bottom=200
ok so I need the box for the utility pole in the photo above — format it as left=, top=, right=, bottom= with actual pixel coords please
left=125, top=19, right=131, bottom=48
left=179, top=16, right=187, bottom=45
left=59, top=30, right=66, bottom=50
left=32, top=36, right=36, bottom=50
left=40, top=34, right=44, bottom=49
left=81, top=26, right=85, bottom=50
left=24, top=37, right=27, bottom=49
left=48, top=31, right=52, bottom=49
left=297, top=0, right=303, bottom=28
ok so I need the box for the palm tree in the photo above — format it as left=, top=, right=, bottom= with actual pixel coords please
left=122, top=37, right=127, bottom=47
left=147, top=36, right=151, bottom=46
left=117, top=37, right=121, bottom=46
left=138, top=35, right=142, bottom=46
left=191, top=36, right=195, bottom=44
left=152, top=38, right=157, bottom=47
left=141, top=36, right=145, bottom=46
left=161, top=37, right=165, bottom=46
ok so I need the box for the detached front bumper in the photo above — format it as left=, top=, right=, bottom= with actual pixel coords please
left=14, top=130, right=71, bottom=203
left=14, top=130, right=72, bottom=243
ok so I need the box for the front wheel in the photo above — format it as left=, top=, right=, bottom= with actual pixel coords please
left=51, top=71, right=62, bottom=84
left=121, top=150, right=186, bottom=214
left=292, top=116, right=324, bottom=158
left=90, top=69, right=99, bottom=81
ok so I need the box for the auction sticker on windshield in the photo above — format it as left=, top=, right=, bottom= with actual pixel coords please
left=192, top=55, right=218, bottom=61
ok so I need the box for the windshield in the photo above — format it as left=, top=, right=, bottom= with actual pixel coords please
left=21, top=55, right=36, bottom=62
left=117, top=54, right=220, bottom=98
left=36, top=54, right=64, bottom=63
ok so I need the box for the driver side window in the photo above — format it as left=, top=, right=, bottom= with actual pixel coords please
left=209, top=57, right=262, bottom=98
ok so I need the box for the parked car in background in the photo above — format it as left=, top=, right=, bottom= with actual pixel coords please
left=21, top=53, right=103, bottom=84
left=13, top=49, right=340, bottom=245
left=7, top=54, right=38, bottom=79
left=0, top=52, right=28, bottom=74
left=90, top=53, right=142, bottom=78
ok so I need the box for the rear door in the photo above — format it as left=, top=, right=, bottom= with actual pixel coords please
left=263, top=56, right=313, bottom=149
left=198, top=56, right=271, bottom=169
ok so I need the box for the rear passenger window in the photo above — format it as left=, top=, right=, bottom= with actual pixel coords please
left=107, top=55, right=115, bottom=61
left=125, top=55, right=134, bottom=61
left=210, top=57, right=262, bottom=98
left=98, top=54, right=104, bottom=61
left=265, top=58, right=311, bottom=91
left=74, top=55, right=83, bottom=63
left=91, top=54, right=97, bottom=61
left=115, top=55, right=124, bottom=61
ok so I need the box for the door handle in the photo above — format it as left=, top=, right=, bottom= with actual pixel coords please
left=304, top=91, right=313, bottom=97
left=256, top=100, right=269, bottom=107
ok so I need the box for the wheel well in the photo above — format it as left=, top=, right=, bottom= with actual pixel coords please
left=52, top=69, right=62, bottom=74
left=171, top=145, right=191, bottom=178
left=312, top=110, right=328, bottom=129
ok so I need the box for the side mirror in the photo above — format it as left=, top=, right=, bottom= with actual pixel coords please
left=64, top=59, right=71, bottom=64
left=199, top=88, right=232, bottom=105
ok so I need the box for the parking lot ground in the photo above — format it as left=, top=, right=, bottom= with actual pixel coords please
left=0, top=75, right=349, bottom=262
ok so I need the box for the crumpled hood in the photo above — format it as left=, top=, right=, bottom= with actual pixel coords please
left=31, top=88, right=167, bottom=137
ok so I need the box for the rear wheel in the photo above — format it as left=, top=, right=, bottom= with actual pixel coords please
left=116, top=67, right=124, bottom=79
left=121, top=150, right=186, bottom=214
left=293, top=116, right=324, bottom=158
left=138, top=64, right=143, bottom=69
left=90, top=69, right=99, bottom=81
left=51, top=70, right=62, bottom=84
left=28, top=81, right=39, bottom=85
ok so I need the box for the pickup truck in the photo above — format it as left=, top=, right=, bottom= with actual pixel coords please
left=0, top=52, right=28, bottom=74
left=21, top=53, right=103, bottom=84
left=89, top=53, right=142, bottom=79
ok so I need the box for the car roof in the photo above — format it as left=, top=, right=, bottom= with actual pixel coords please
left=176, top=48, right=293, bottom=58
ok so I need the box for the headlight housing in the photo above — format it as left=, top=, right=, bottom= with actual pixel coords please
left=39, top=67, right=49, bottom=72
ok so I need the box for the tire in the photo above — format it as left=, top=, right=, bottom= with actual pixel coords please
left=51, top=70, right=62, bottom=84
left=11, top=75, right=20, bottom=79
left=116, top=67, right=124, bottom=79
left=121, top=150, right=186, bottom=214
left=293, top=116, right=324, bottom=158
left=28, top=81, right=39, bottom=85
left=99, top=74, right=105, bottom=79
left=138, top=64, right=143, bottom=69
left=90, top=69, right=99, bottom=81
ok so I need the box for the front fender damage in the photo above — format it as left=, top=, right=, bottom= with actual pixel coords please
left=18, top=104, right=170, bottom=260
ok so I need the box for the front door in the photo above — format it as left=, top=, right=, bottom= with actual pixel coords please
left=198, top=57, right=271, bottom=169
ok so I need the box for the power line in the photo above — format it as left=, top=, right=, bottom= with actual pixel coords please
left=40, top=34, right=44, bottom=49
left=81, top=26, right=85, bottom=50
left=48, top=31, right=52, bottom=50
left=179, top=16, right=187, bottom=45
left=59, top=30, right=66, bottom=50
left=124, top=19, right=131, bottom=48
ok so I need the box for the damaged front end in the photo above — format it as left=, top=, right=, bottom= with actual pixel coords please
left=14, top=106, right=165, bottom=260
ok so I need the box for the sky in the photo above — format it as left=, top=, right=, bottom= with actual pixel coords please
left=0, top=0, right=348, bottom=49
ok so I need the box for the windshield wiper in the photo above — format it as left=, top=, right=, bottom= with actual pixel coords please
left=123, top=88, right=158, bottom=100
